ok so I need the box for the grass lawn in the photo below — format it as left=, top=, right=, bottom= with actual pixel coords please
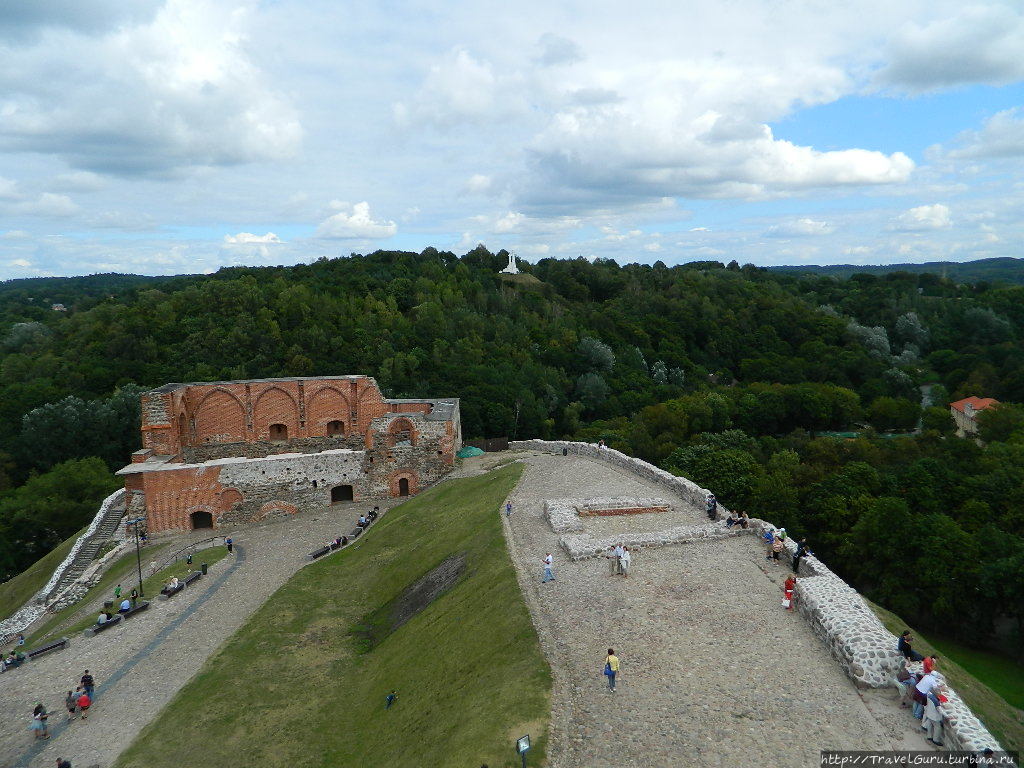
left=41, top=546, right=229, bottom=642
left=867, top=600, right=1024, bottom=752
left=24, top=542, right=169, bottom=646
left=0, top=527, right=84, bottom=623
left=115, top=463, right=551, bottom=768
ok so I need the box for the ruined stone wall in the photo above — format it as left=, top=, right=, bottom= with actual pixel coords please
left=182, top=434, right=366, bottom=463
left=512, top=439, right=1004, bottom=754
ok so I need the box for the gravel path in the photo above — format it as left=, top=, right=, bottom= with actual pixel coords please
left=0, top=499, right=394, bottom=768
left=496, top=452, right=937, bottom=768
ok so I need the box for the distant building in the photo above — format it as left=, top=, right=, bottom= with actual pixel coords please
left=51, top=303, right=67, bottom=312
left=117, top=376, right=460, bottom=533
left=949, top=396, right=999, bottom=437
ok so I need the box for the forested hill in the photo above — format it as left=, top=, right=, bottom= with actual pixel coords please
left=2, top=248, right=1023, bottom=650
left=769, top=256, right=1024, bottom=284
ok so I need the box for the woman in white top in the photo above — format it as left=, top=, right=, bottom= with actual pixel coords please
left=620, top=547, right=632, bottom=577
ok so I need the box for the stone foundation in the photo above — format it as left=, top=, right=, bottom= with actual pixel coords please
left=512, top=440, right=1004, bottom=754
left=544, top=496, right=668, bottom=533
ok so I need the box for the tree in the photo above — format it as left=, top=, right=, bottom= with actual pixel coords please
left=867, top=397, right=920, bottom=431
left=977, top=403, right=1024, bottom=444
left=577, top=337, right=615, bottom=374
left=663, top=445, right=761, bottom=508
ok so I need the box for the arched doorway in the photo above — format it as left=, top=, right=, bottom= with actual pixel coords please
left=190, top=510, right=213, bottom=529
left=327, top=420, right=345, bottom=437
left=331, top=485, right=354, bottom=503
left=269, top=423, right=288, bottom=441
left=398, top=477, right=410, bottom=496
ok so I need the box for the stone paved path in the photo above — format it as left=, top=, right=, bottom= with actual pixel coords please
left=0, top=499, right=392, bottom=768
left=495, top=452, right=938, bottom=768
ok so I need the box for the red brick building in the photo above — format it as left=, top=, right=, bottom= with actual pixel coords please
left=117, top=376, right=461, bottom=533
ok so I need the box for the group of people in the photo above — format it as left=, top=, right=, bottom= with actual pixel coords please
left=29, top=670, right=96, bottom=741
left=895, top=632, right=947, bottom=747
left=357, top=507, right=380, bottom=529
left=606, top=544, right=633, bottom=577
left=760, top=528, right=813, bottom=574
left=725, top=511, right=751, bottom=529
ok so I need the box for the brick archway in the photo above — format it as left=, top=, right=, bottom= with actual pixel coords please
left=389, top=471, right=419, bottom=498
left=387, top=417, right=417, bottom=447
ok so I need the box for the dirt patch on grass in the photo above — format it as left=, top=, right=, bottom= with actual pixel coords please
left=351, top=553, right=467, bottom=653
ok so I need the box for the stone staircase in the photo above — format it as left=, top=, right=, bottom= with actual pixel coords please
left=40, top=496, right=127, bottom=603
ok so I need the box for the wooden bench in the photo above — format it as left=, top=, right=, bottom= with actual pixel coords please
left=27, top=637, right=69, bottom=660
left=84, top=615, right=123, bottom=637
left=183, top=571, right=202, bottom=586
left=309, top=546, right=331, bottom=560
left=158, top=583, right=185, bottom=601
left=121, top=601, right=150, bottom=619
left=350, top=527, right=362, bottom=539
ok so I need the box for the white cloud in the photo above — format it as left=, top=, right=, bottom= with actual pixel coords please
left=1, top=230, right=30, bottom=240
left=18, top=193, right=79, bottom=217
left=944, top=107, right=1024, bottom=160
left=891, top=203, right=952, bottom=231
left=224, top=232, right=283, bottom=245
left=48, top=171, right=107, bottom=192
left=643, top=242, right=662, bottom=252
left=0, top=0, right=302, bottom=176
left=766, top=218, right=835, bottom=237
left=878, top=4, right=1024, bottom=91
left=315, top=202, right=397, bottom=240
left=464, top=174, right=492, bottom=194
left=689, top=226, right=711, bottom=232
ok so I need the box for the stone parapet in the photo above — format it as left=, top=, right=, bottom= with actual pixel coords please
left=511, top=440, right=1004, bottom=754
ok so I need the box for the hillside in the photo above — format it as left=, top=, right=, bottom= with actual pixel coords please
left=115, top=462, right=551, bottom=768
left=768, top=256, right=1024, bottom=284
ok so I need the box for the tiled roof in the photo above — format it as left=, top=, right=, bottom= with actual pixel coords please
left=950, top=396, right=999, bottom=415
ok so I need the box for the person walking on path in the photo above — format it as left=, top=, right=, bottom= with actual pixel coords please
left=30, top=703, right=50, bottom=739
left=620, top=547, right=632, bottom=577
left=783, top=575, right=796, bottom=610
left=81, top=670, right=95, bottom=700
left=65, top=690, right=78, bottom=722
left=505, top=502, right=512, bottom=517
left=385, top=691, right=398, bottom=710
left=114, top=584, right=122, bottom=601
left=604, top=648, right=620, bottom=692
left=542, top=553, right=555, bottom=583
left=76, top=689, right=91, bottom=720
left=226, top=537, right=233, bottom=554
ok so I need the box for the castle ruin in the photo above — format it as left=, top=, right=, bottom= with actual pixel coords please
left=117, top=376, right=461, bottom=533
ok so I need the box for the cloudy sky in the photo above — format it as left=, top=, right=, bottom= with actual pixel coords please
left=1, top=0, right=1023, bottom=279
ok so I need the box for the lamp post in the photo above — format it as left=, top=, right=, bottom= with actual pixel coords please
left=128, top=517, right=146, bottom=599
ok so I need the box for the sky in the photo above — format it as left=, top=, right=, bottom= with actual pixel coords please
left=1, top=0, right=1024, bottom=279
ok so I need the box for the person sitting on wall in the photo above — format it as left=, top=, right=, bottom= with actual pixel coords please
left=897, top=630, right=925, bottom=662
left=97, top=612, right=108, bottom=625
left=725, top=513, right=744, bottom=528
left=119, top=598, right=132, bottom=613
left=739, top=512, right=750, bottom=529
left=341, top=535, right=349, bottom=546
left=893, top=664, right=916, bottom=708
left=358, top=515, right=368, bottom=528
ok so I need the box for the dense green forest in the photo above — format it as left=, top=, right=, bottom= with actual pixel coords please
left=770, top=256, right=1024, bottom=284
left=1, top=248, right=1023, bottom=651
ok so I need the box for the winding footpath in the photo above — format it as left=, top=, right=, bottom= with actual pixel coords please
left=0, top=501, right=386, bottom=768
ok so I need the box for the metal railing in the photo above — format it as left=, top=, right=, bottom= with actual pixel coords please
left=153, top=536, right=227, bottom=572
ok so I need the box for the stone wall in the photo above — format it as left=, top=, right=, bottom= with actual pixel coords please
left=182, top=434, right=366, bottom=463
left=512, top=440, right=1004, bottom=754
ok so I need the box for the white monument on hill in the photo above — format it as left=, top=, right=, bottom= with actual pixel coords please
left=499, top=251, right=520, bottom=275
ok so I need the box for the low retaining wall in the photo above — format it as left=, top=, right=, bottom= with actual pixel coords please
left=513, top=440, right=1004, bottom=753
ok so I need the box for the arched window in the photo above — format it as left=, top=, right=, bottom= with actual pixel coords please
left=190, top=510, right=213, bottom=529
left=269, top=423, right=288, bottom=441
left=327, top=420, right=345, bottom=437
left=387, top=417, right=416, bottom=447
left=331, top=485, right=354, bottom=503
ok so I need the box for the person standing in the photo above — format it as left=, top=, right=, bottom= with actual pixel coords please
left=385, top=691, right=398, bottom=710
left=706, top=494, right=717, bottom=520
left=226, top=537, right=233, bottom=554
left=542, top=553, right=555, bottom=583
left=114, top=584, right=122, bottom=601
left=783, top=575, right=796, bottom=610
left=606, top=546, right=618, bottom=575
left=81, top=670, right=95, bottom=700
left=604, top=648, right=620, bottom=692
left=793, top=539, right=811, bottom=574
left=30, top=703, right=49, bottom=739
left=620, top=547, right=632, bottom=577
left=76, top=689, right=91, bottom=720
left=923, top=689, right=945, bottom=746
left=762, top=529, right=775, bottom=561
left=130, top=588, right=139, bottom=606
left=505, top=502, right=512, bottom=517
left=771, top=536, right=783, bottom=564
left=614, top=544, right=624, bottom=575
left=65, top=690, right=78, bottom=722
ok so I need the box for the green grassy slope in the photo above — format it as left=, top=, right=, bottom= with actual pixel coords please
left=116, top=463, right=551, bottom=768
left=0, top=528, right=84, bottom=623
left=867, top=600, right=1024, bottom=752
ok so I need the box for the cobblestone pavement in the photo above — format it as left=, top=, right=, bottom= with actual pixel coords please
left=0, top=499, right=392, bottom=768
left=496, top=452, right=937, bottom=768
